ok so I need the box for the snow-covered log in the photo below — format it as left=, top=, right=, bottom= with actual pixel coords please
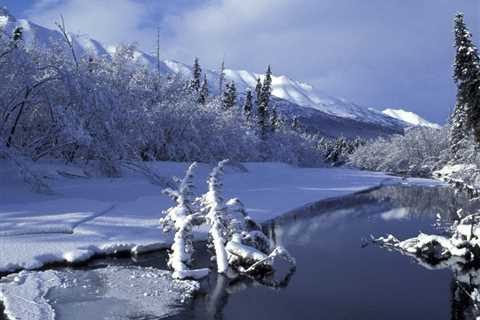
left=243, top=246, right=296, bottom=274
left=373, top=211, right=480, bottom=263
left=226, top=234, right=269, bottom=264
left=374, top=233, right=469, bottom=261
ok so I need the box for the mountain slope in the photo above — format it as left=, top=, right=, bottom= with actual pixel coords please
left=0, top=9, right=426, bottom=138
left=382, top=109, right=441, bottom=129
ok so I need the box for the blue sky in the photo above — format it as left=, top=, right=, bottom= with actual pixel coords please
left=2, top=0, right=479, bottom=124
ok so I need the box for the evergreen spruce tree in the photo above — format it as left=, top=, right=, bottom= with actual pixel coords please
left=13, top=27, right=22, bottom=42
left=255, top=77, right=262, bottom=105
left=257, top=66, right=273, bottom=139
left=449, top=13, right=480, bottom=155
left=257, top=96, right=267, bottom=139
left=222, top=81, right=237, bottom=109
left=9, top=27, right=23, bottom=49
left=199, top=74, right=209, bottom=105
left=261, top=65, right=273, bottom=109
left=243, top=89, right=253, bottom=120
left=455, top=13, right=480, bottom=142
left=270, top=107, right=279, bottom=132
left=190, top=57, right=202, bottom=92
left=449, top=103, right=468, bottom=157
left=230, top=82, right=237, bottom=108
left=292, top=117, right=301, bottom=131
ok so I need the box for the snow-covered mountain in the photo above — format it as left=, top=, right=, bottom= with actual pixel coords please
left=0, top=8, right=435, bottom=138
left=382, top=109, right=441, bottom=129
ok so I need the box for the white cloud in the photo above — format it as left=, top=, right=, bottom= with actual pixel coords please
left=158, top=0, right=478, bottom=123
left=25, top=0, right=157, bottom=51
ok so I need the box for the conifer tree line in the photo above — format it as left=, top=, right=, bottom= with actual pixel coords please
left=190, top=58, right=280, bottom=140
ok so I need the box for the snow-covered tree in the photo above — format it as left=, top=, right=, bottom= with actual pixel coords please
left=159, top=162, right=209, bottom=279
left=198, top=74, right=209, bottom=105
left=449, top=13, right=480, bottom=154
left=449, top=103, right=468, bottom=158
left=261, top=65, right=273, bottom=109
left=243, top=89, right=253, bottom=120
left=270, top=107, right=279, bottom=132
left=202, top=161, right=295, bottom=274
left=452, top=13, right=480, bottom=142
left=349, top=127, right=448, bottom=176
left=292, top=117, right=301, bottom=131
left=190, top=57, right=202, bottom=92
left=160, top=161, right=296, bottom=278
left=255, top=77, right=262, bottom=105
left=12, top=26, right=22, bottom=43
left=257, top=66, right=273, bottom=139
left=222, top=81, right=237, bottom=110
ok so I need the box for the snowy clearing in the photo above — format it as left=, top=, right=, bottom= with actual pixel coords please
left=0, top=160, right=440, bottom=273
left=0, top=266, right=199, bottom=320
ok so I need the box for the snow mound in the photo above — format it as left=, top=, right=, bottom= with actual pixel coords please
left=382, top=108, right=441, bottom=129
left=0, top=266, right=199, bottom=320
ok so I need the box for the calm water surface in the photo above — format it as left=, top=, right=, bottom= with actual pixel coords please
left=163, top=185, right=474, bottom=320
left=32, top=185, right=480, bottom=319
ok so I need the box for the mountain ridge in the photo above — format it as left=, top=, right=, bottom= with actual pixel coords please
left=382, top=108, right=441, bottom=129
left=0, top=8, right=434, bottom=138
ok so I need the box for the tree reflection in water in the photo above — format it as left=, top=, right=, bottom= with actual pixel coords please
left=167, top=267, right=295, bottom=320
left=392, top=252, right=480, bottom=320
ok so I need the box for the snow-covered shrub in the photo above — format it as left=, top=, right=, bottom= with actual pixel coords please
left=160, top=161, right=296, bottom=279
left=349, top=127, right=448, bottom=177
left=160, top=163, right=209, bottom=280
left=0, top=26, right=323, bottom=185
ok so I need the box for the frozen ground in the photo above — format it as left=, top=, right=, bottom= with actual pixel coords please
left=0, top=265, right=199, bottom=320
left=0, top=160, right=441, bottom=273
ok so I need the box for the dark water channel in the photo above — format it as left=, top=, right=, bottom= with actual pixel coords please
left=5, top=184, right=479, bottom=320
left=163, top=185, right=477, bottom=320
left=95, top=185, right=478, bottom=319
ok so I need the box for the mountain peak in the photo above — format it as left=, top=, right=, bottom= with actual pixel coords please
left=0, top=13, right=427, bottom=135
left=382, top=108, right=441, bottom=129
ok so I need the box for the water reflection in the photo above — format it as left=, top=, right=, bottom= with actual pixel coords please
left=384, top=244, right=480, bottom=320
left=266, top=185, right=478, bottom=249
left=196, top=269, right=296, bottom=320
left=451, top=277, right=480, bottom=320
left=275, top=185, right=476, bottom=224
left=164, top=185, right=476, bottom=320
left=41, top=185, right=480, bottom=320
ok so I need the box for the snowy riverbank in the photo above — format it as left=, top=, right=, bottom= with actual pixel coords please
left=0, top=160, right=441, bottom=273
